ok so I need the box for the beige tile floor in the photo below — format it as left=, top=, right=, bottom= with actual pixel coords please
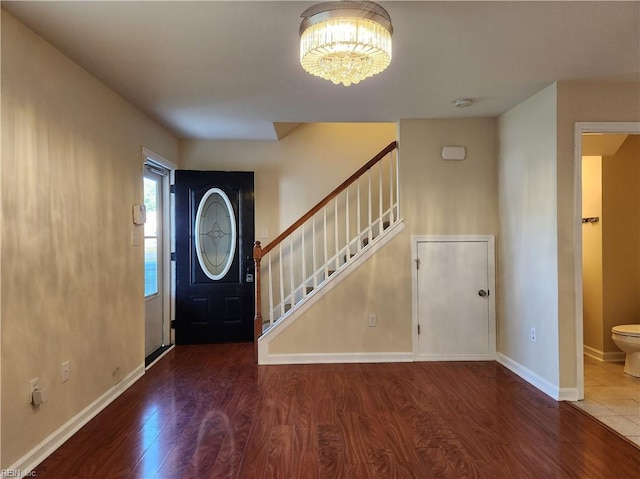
left=571, top=356, right=640, bottom=447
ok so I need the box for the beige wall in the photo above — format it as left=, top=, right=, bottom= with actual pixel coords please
left=270, top=118, right=498, bottom=354
left=180, top=122, right=397, bottom=247
left=497, top=84, right=560, bottom=386
left=581, top=156, right=604, bottom=352
left=602, top=136, right=640, bottom=351
left=556, top=81, right=640, bottom=388
left=1, top=12, right=178, bottom=467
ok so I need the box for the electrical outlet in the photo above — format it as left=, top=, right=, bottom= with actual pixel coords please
left=530, top=327, right=537, bottom=342
left=29, top=377, right=39, bottom=403
left=368, top=313, right=377, bottom=327
left=62, top=361, right=70, bottom=383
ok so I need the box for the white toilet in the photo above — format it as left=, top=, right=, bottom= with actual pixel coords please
left=611, top=324, right=640, bottom=377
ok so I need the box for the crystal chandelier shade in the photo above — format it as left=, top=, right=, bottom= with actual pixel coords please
left=299, top=2, right=393, bottom=86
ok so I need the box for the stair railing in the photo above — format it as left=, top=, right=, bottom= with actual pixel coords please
left=253, top=141, right=399, bottom=340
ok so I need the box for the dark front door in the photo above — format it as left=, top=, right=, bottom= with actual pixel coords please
left=174, top=171, right=254, bottom=344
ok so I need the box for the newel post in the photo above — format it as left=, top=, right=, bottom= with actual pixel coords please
left=253, top=241, right=262, bottom=362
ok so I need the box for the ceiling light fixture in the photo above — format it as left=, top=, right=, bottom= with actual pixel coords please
left=452, top=98, right=474, bottom=108
left=299, top=1, right=393, bottom=86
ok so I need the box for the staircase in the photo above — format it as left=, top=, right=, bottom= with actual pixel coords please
left=253, top=142, right=400, bottom=343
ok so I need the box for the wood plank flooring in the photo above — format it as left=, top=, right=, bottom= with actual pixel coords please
left=34, top=344, right=640, bottom=478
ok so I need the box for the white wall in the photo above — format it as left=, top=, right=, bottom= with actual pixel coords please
left=497, top=84, right=560, bottom=390
left=1, top=11, right=178, bottom=468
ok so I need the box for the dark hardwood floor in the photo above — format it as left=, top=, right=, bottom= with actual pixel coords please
left=34, top=343, right=640, bottom=478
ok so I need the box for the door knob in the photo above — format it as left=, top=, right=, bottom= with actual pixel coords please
left=478, top=290, right=488, bottom=297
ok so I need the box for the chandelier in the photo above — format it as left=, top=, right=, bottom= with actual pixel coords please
left=299, top=1, right=393, bottom=86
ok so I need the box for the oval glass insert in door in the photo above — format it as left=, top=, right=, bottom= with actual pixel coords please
left=194, top=188, right=237, bottom=280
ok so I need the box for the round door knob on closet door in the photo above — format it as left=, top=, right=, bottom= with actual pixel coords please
left=478, top=290, right=488, bottom=297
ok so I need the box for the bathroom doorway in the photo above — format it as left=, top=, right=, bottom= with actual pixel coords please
left=573, top=123, right=640, bottom=445
left=574, top=122, right=640, bottom=397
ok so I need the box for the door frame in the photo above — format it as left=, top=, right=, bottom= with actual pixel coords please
left=411, top=235, right=496, bottom=360
left=142, top=148, right=176, bottom=351
left=572, top=122, right=640, bottom=400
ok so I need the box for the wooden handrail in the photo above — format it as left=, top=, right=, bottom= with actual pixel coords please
left=261, top=141, right=397, bottom=255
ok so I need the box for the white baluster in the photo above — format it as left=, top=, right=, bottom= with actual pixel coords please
left=278, top=243, right=284, bottom=317
left=289, top=233, right=294, bottom=307
left=268, top=252, right=274, bottom=325
left=312, top=216, right=317, bottom=288
left=345, top=186, right=350, bottom=260
left=323, top=206, right=328, bottom=279
left=368, top=168, right=372, bottom=244
left=395, top=150, right=400, bottom=219
left=357, top=178, right=361, bottom=253
left=378, top=160, right=383, bottom=232
left=389, top=152, right=394, bottom=223
left=334, top=197, right=339, bottom=270
left=301, top=224, right=306, bottom=297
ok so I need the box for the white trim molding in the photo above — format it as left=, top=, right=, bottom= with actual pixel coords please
left=260, top=352, right=413, bottom=365
left=415, top=353, right=497, bottom=362
left=142, top=147, right=177, bottom=349
left=8, top=364, right=145, bottom=475
left=583, top=345, right=625, bottom=363
left=573, top=122, right=640, bottom=401
left=497, top=353, right=576, bottom=401
left=142, top=147, right=177, bottom=171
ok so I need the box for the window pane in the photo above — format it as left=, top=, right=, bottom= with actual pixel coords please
left=144, top=177, right=158, bottom=237
left=195, top=188, right=236, bottom=280
left=144, top=238, right=158, bottom=296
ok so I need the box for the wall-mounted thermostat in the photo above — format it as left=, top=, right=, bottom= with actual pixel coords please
left=132, top=204, right=146, bottom=225
left=441, top=146, right=466, bottom=161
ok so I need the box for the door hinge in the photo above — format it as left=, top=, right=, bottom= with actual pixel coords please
left=170, top=252, right=176, bottom=261
left=170, top=184, right=176, bottom=194
left=417, top=324, right=421, bottom=335
left=415, top=258, right=420, bottom=270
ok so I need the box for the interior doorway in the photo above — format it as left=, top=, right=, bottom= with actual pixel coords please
left=143, top=149, right=176, bottom=366
left=573, top=123, right=640, bottom=399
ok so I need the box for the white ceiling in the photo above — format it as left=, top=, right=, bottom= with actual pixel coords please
left=4, top=1, right=639, bottom=140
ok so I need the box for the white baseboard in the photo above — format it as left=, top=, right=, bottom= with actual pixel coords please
left=9, top=363, right=145, bottom=475
left=583, top=345, right=625, bottom=363
left=414, top=353, right=496, bottom=362
left=496, top=353, right=572, bottom=401
left=260, top=352, right=413, bottom=365
left=558, top=388, right=579, bottom=401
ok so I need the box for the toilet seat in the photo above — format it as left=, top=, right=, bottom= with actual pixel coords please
left=611, top=324, right=640, bottom=338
